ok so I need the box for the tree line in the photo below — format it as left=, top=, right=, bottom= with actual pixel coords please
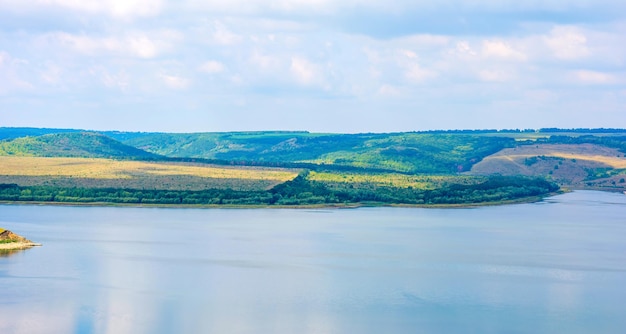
left=0, top=174, right=558, bottom=206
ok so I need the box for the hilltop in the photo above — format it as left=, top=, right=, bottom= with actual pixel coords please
left=0, top=132, right=161, bottom=160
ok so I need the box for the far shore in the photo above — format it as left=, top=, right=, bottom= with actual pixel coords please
left=0, top=191, right=564, bottom=210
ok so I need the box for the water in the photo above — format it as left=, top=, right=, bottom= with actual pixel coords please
left=1, top=191, right=625, bottom=333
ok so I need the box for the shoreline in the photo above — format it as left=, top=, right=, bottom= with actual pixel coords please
left=0, top=242, right=42, bottom=250
left=0, top=192, right=562, bottom=210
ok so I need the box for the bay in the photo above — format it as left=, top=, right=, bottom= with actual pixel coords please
left=1, top=190, right=625, bottom=333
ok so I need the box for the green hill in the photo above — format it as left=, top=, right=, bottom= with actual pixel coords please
left=2, top=127, right=624, bottom=206
left=123, top=132, right=514, bottom=174
left=0, top=132, right=161, bottom=159
left=0, top=127, right=80, bottom=141
left=1, top=128, right=624, bottom=178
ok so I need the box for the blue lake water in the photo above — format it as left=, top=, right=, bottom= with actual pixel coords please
left=1, top=190, right=625, bottom=333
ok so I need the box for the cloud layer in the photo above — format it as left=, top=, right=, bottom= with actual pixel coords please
left=1, top=1, right=625, bottom=132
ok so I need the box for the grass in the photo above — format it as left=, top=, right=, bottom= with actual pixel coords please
left=469, top=144, right=626, bottom=191
left=309, top=171, right=479, bottom=189
left=477, top=144, right=626, bottom=168
left=544, top=153, right=626, bottom=168
left=0, top=156, right=299, bottom=191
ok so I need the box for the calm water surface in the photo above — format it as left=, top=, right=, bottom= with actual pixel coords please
left=1, top=191, right=625, bottom=333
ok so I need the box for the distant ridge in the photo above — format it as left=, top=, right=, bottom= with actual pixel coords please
left=0, top=127, right=624, bottom=176
left=0, top=132, right=161, bottom=159
left=0, top=127, right=80, bottom=141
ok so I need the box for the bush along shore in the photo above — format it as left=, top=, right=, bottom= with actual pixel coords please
left=0, top=228, right=41, bottom=250
left=0, top=174, right=559, bottom=207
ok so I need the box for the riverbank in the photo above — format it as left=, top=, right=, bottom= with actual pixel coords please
left=0, top=229, right=41, bottom=250
left=0, top=191, right=562, bottom=210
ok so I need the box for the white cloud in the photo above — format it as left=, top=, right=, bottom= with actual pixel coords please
left=199, top=60, right=225, bottom=74
left=402, top=50, right=418, bottom=59
left=290, top=56, right=318, bottom=85
left=478, top=69, right=514, bottom=82
left=160, top=74, right=190, bottom=89
left=455, top=41, right=478, bottom=57
left=544, top=26, right=590, bottom=60
left=573, top=70, right=618, bottom=84
left=249, top=50, right=279, bottom=71
left=0, top=0, right=164, bottom=18
left=48, top=31, right=179, bottom=59
left=0, top=51, right=33, bottom=94
left=396, top=34, right=450, bottom=47
left=40, top=62, right=63, bottom=84
left=210, top=21, right=243, bottom=45
left=482, top=40, right=526, bottom=61
left=1, top=0, right=625, bottom=131
left=404, top=63, right=437, bottom=82
left=183, top=0, right=337, bottom=15
left=397, top=50, right=437, bottom=83
left=377, top=84, right=402, bottom=97
left=98, top=68, right=130, bottom=90
left=180, top=0, right=625, bottom=18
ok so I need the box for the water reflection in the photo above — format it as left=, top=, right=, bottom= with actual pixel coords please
left=0, top=247, right=34, bottom=257
left=1, top=191, right=626, bottom=333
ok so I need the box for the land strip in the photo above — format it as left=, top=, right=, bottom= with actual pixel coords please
left=0, top=156, right=299, bottom=191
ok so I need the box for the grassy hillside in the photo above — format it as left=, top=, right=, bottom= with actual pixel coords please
left=0, top=156, right=298, bottom=191
left=0, top=127, right=580, bottom=206
left=1, top=127, right=624, bottom=195
left=123, top=132, right=514, bottom=174
left=0, top=127, right=80, bottom=141
left=0, top=132, right=161, bottom=159
left=470, top=143, right=626, bottom=192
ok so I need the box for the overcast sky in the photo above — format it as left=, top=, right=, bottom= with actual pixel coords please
left=1, top=0, right=625, bottom=133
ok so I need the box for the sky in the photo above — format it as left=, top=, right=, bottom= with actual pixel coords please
left=0, top=0, right=625, bottom=133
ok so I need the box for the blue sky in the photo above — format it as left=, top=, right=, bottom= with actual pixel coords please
left=1, top=0, right=625, bottom=133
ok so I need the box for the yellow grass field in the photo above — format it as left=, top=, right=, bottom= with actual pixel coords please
left=477, top=144, right=626, bottom=169
left=469, top=144, right=626, bottom=190
left=309, top=171, right=475, bottom=189
left=0, top=156, right=299, bottom=191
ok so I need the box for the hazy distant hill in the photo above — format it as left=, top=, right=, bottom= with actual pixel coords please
left=0, top=127, right=624, bottom=182
left=122, top=132, right=515, bottom=174
left=0, top=132, right=161, bottom=159
left=0, top=127, right=80, bottom=141
left=0, top=127, right=625, bottom=201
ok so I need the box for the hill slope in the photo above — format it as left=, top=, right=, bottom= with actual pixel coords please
left=0, top=127, right=80, bottom=141
left=123, top=132, right=515, bottom=174
left=469, top=143, right=626, bottom=191
left=0, top=132, right=161, bottom=159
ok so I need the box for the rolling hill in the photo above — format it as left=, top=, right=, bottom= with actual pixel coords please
left=121, top=131, right=515, bottom=174
left=1, top=127, right=624, bottom=206
left=469, top=143, right=626, bottom=191
left=0, top=132, right=161, bottom=160
left=1, top=127, right=625, bottom=193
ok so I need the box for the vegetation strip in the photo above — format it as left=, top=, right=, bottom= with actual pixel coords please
left=0, top=174, right=558, bottom=206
